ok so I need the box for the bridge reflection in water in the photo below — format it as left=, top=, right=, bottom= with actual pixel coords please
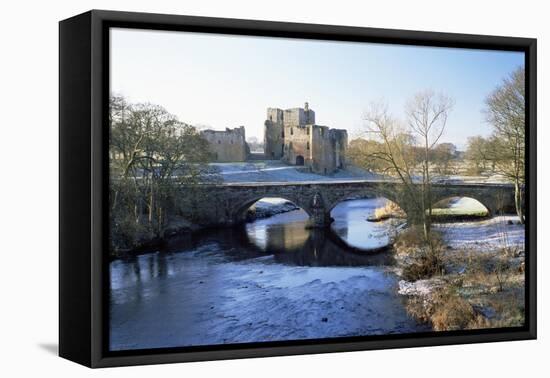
left=161, top=198, right=397, bottom=268
left=244, top=204, right=397, bottom=267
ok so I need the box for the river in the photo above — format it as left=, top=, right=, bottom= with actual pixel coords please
left=109, top=198, right=430, bottom=351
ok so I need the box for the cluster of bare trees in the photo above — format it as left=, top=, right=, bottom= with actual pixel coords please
left=465, top=66, right=525, bottom=223
left=354, top=90, right=454, bottom=242
left=349, top=139, right=459, bottom=176
left=109, top=95, right=218, bottom=252
left=351, top=66, right=525, bottom=235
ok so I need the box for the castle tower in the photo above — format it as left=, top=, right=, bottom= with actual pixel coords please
left=263, top=103, right=346, bottom=174
left=264, top=108, right=285, bottom=159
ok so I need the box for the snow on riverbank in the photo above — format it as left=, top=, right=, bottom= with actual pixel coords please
left=434, top=215, right=524, bottom=252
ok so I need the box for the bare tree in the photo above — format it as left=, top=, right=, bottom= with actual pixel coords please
left=362, top=102, right=419, bottom=188
left=361, top=92, right=454, bottom=241
left=405, top=91, right=455, bottom=239
left=483, top=66, right=525, bottom=223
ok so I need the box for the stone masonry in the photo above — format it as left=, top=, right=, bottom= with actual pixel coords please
left=178, top=181, right=517, bottom=229
left=200, top=126, right=250, bottom=162
left=264, top=103, right=348, bottom=175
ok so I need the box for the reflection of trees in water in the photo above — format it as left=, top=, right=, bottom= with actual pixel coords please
left=115, top=253, right=169, bottom=284
left=111, top=252, right=173, bottom=304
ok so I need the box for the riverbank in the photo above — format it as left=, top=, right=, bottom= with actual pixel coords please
left=111, top=199, right=302, bottom=258
left=393, top=216, right=525, bottom=330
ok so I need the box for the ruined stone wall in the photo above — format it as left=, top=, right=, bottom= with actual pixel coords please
left=310, top=127, right=348, bottom=174
left=201, top=126, right=249, bottom=162
left=332, top=129, right=348, bottom=170
left=311, top=126, right=331, bottom=174
left=283, top=124, right=312, bottom=166
left=264, top=108, right=284, bottom=159
left=283, top=107, right=315, bottom=127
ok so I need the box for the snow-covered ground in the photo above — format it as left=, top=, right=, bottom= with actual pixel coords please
left=431, top=196, right=524, bottom=252
left=435, top=215, right=525, bottom=252
left=210, top=161, right=380, bottom=183
left=432, top=173, right=511, bottom=184
left=210, top=160, right=511, bottom=184
left=435, top=197, right=488, bottom=212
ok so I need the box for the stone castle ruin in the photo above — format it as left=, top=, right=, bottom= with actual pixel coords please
left=264, top=103, right=347, bottom=174
left=200, top=103, right=347, bottom=175
left=200, top=126, right=250, bottom=162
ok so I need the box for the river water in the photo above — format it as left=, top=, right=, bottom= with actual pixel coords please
left=109, top=198, right=430, bottom=351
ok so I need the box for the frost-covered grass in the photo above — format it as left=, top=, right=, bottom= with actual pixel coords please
left=434, top=215, right=524, bottom=252
left=211, top=161, right=381, bottom=183
left=397, top=208, right=526, bottom=331
left=209, top=161, right=512, bottom=185
left=399, top=260, right=525, bottom=331
left=432, top=173, right=511, bottom=184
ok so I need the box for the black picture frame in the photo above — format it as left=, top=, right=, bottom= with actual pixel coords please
left=59, top=9, right=537, bottom=368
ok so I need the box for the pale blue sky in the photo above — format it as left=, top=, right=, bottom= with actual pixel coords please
left=110, top=28, right=524, bottom=149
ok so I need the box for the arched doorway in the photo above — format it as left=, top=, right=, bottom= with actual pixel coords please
left=295, top=155, right=305, bottom=166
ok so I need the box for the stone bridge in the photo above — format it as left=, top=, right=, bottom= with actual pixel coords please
left=181, top=180, right=517, bottom=228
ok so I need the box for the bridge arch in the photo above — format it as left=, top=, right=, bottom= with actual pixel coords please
left=184, top=181, right=516, bottom=228
left=231, top=194, right=313, bottom=224
left=324, top=188, right=406, bottom=215
left=429, top=187, right=511, bottom=216
left=431, top=195, right=491, bottom=219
